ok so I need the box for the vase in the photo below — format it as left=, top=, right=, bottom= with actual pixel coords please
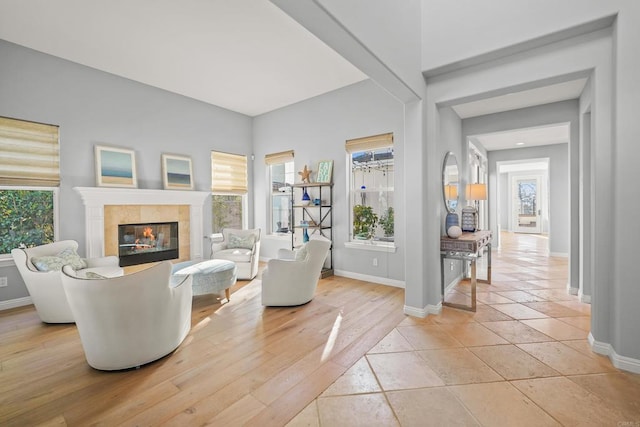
left=445, top=211, right=459, bottom=231
left=301, top=188, right=311, bottom=206
left=303, top=227, right=309, bottom=243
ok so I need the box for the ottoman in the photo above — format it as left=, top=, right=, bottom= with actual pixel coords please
left=172, top=259, right=237, bottom=301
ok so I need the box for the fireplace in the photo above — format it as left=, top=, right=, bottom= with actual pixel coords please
left=118, top=221, right=179, bottom=267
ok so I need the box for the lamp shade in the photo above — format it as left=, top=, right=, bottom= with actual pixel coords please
left=466, top=183, right=487, bottom=201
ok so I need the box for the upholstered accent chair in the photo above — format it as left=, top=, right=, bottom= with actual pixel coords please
left=61, top=261, right=193, bottom=370
left=211, top=228, right=261, bottom=280
left=261, top=235, right=331, bottom=306
left=11, top=240, right=123, bottom=323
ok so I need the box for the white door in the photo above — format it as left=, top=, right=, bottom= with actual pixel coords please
left=512, top=175, right=542, bottom=233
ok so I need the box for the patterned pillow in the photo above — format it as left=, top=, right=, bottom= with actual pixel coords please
left=32, top=247, right=88, bottom=271
left=227, top=233, right=256, bottom=250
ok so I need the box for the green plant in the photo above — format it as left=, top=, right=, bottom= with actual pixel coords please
left=379, top=207, right=394, bottom=237
left=353, top=204, right=378, bottom=239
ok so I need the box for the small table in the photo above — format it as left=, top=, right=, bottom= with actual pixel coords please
left=172, top=259, right=237, bottom=301
left=441, top=230, right=492, bottom=312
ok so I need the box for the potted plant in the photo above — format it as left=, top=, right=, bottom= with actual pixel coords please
left=379, top=207, right=394, bottom=239
left=353, top=204, right=378, bottom=240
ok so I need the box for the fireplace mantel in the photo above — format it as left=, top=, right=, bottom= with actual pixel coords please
left=74, top=187, right=210, bottom=260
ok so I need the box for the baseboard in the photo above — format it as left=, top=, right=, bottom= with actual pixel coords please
left=404, top=302, right=441, bottom=318
left=333, top=270, right=405, bottom=288
left=549, top=252, right=569, bottom=257
left=566, top=282, right=579, bottom=295
left=0, top=296, right=33, bottom=311
left=579, top=290, right=591, bottom=303
left=589, top=333, right=640, bottom=374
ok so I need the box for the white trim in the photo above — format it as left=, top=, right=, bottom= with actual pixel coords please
left=550, top=252, right=569, bottom=257
left=579, top=291, right=591, bottom=304
left=74, top=187, right=210, bottom=259
left=0, top=256, right=15, bottom=268
left=344, top=241, right=397, bottom=253
left=566, top=282, right=579, bottom=295
left=404, top=302, right=441, bottom=318
left=0, top=296, right=32, bottom=311
left=334, top=269, right=404, bottom=288
left=589, top=333, right=640, bottom=374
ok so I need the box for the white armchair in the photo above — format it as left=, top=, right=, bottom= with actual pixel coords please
left=261, top=236, right=331, bottom=306
left=11, top=240, right=123, bottom=323
left=211, top=228, right=261, bottom=280
left=61, top=261, right=193, bottom=370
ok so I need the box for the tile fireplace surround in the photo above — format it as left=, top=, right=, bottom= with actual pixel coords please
left=74, top=187, right=210, bottom=262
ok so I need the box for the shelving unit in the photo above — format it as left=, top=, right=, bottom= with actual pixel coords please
left=291, top=182, right=333, bottom=277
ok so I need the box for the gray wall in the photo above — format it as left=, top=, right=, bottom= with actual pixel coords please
left=253, top=79, right=406, bottom=282
left=0, top=40, right=253, bottom=302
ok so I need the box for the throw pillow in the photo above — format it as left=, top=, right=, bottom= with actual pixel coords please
left=32, top=247, right=88, bottom=272
left=227, top=233, right=256, bottom=250
left=294, top=245, right=308, bottom=261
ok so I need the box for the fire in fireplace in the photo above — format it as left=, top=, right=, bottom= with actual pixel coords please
left=117, top=221, right=179, bottom=267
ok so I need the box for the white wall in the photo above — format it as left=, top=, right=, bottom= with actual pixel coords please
left=253, top=80, right=405, bottom=282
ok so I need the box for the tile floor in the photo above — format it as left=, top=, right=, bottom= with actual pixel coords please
left=286, top=232, right=640, bottom=426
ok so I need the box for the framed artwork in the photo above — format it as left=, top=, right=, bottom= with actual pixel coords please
left=95, top=145, right=137, bottom=188
left=161, top=153, right=194, bottom=190
left=316, top=160, right=333, bottom=184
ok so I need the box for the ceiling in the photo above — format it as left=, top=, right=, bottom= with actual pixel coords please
left=470, top=123, right=570, bottom=151
left=0, top=0, right=367, bottom=117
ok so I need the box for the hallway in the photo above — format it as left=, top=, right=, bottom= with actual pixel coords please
left=289, top=232, right=640, bottom=426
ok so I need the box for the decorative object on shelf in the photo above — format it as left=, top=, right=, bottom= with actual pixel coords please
left=353, top=204, right=378, bottom=240
left=315, top=160, right=333, bottom=184
left=461, top=183, right=487, bottom=232
left=298, top=164, right=312, bottom=183
left=447, top=225, right=462, bottom=239
left=313, top=198, right=321, bottom=206
left=161, top=153, right=193, bottom=190
left=301, top=188, right=311, bottom=205
left=445, top=211, right=459, bottom=230
left=95, top=145, right=137, bottom=188
left=303, top=227, right=309, bottom=243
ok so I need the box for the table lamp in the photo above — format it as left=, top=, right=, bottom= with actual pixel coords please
left=461, top=183, right=487, bottom=232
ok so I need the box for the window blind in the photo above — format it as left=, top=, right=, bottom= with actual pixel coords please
left=211, top=151, right=247, bottom=194
left=345, top=132, right=393, bottom=153
left=0, top=116, right=60, bottom=186
left=264, top=150, right=294, bottom=165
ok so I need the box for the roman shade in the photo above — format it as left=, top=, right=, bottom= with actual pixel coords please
left=345, top=132, right=393, bottom=153
left=0, top=116, right=60, bottom=186
left=211, top=151, right=247, bottom=194
left=264, top=150, right=294, bottom=165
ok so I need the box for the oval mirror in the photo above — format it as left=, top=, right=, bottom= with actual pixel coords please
left=442, top=152, right=459, bottom=213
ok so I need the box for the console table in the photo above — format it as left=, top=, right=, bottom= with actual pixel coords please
left=440, top=230, right=492, bottom=312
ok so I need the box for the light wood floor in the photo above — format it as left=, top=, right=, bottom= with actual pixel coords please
left=0, top=263, right=405, bottom=426
left=2, top=232, right=639, bottom=426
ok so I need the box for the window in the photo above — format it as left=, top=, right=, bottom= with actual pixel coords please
left=0, top=117, right=60, bottom=256
left=211, top=151, right=247, bottom=233
left=265, top=150, right=294, bottom=234
left=346, top=132, right=394, bottom=245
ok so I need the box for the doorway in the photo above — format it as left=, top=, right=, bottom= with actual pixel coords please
left=511, top=173, right=544, bottom=234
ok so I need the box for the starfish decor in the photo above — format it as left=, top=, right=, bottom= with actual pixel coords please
left=298, top=164, right=312, bottom=183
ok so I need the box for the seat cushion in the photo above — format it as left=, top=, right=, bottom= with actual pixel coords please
left=213, top=248, right=253, bottom=263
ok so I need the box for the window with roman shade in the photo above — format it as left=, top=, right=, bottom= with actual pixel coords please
left=0, top=116, right=60, bottom=186
left=346, top=132, right=395, bottom=246
left=265, top=150, right=294, bottom=234
left=210, top=151, right=247, bottom=232
left=0, top=116, right=59, bottom=255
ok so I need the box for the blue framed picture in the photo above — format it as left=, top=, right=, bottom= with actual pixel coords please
left=95, top=145, right=137, bottom=188
left=162, top=153, right=194, bottom=190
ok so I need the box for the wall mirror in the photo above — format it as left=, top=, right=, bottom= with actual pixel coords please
left=442, top=151, right=459, bottom=213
